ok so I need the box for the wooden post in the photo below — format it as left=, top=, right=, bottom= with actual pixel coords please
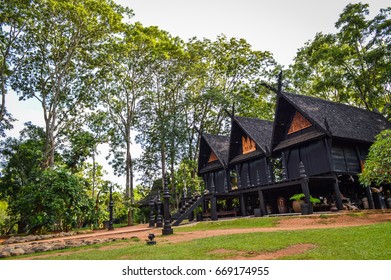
left=299, top=161, right=313, bottom=214
left=267, top=158, right=273, bottom=183
left=227, top=198, right=233, bottom=210
left=258, top=190, right=267, bottom=216
left=240, top=194, right=246, bottom=216
left=281, top=152, right=288, bottom=181
left=333, top=177, right=343, bottom=210
left=225, top=169, right=230, bottom=192
left=211, top=195, right=218, bottom=221
left=236, top=165, right=242, bottom=188
left=365, top=186, right=375, bottom=209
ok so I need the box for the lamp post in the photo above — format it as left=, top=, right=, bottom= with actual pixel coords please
left=108, top=184, right=114, bottom=230
left=162, top=176, right=173, bottom=235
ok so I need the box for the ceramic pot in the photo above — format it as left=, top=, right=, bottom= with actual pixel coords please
left=292, top=200, right=303, bottom=213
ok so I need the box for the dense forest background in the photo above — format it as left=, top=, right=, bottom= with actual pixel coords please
left=0, top=0, right=390, bottom=234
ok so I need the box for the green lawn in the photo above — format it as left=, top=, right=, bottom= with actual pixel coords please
left=10, top=220, right=391, bottom=260
left=175, top=216, right=278, bottom=231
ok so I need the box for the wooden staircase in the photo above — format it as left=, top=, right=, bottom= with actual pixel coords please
left=172, top=195, right=204, bottom=226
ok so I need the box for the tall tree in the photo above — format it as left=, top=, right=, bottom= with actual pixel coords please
left=11, top=0, right=124, bottom=168
left=136, top=34, right=280, bottom=205
left=288, top=3, right=391, bottom=116
left=96, top=22, right=164, bottom=225
left=180, top=36, right=279, bottom=181
left=0, top=0, right=30, bottom=136
left=135, top=26, right=187, bottom=204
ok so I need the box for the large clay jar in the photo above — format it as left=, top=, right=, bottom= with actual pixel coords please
left=292, top=200, right=303, bottom=213
left=277, top=197, right=288, bottom=213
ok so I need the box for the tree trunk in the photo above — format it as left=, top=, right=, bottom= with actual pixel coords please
left=126, top=138, right=134, bottom=226
left=161, top=141, right=166, bottom=189
left=170, top=149, right=177, bottom=210
left=42, top=117, right=56, bottom=169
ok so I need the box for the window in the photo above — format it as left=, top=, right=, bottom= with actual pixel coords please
left=331, top=144, right=360, bottom=173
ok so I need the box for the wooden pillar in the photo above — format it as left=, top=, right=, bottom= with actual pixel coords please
left=299, top=161, right=313, bottom=214
left=225, top=169, right=231, bottom=192
left=258, top=190, right=267, bottom=216
left=281, top=152, right=288, bottom=181
left=365, top=186, right=375, bottom=209
left=240, top=193, right=246, bottom=216
left=202, top=197, right=206, bottom=213
left=227, top=198, right=233, bottom=210
left=333, top=178, right=343, bottom=210
left=267, top=158, right=273, bottom=183
left=211, top=195, right=218, bottom=221
left=245, top=164, right=251, bottom=187
left=300, top=179, right=313, bottom=214
left=236, top=165, right=242, bottom=188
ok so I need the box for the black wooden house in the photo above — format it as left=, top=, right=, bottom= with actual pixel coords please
left=228, top=116, right=274, bottom=189
left=192, top=91, right=390, bottom=222
left=198, top=133, right=230, bottom=194
left=271, top=92, right=390, bottom=211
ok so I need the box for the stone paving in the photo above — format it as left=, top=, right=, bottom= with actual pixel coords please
left=0, top=225, right=151, bottom=258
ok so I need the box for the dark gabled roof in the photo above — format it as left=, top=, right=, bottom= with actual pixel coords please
left=233, top=116, right=273, bottom=155
left=280, top=91, right=391, bottom=143
left=202, top=134, right=230, bottom=166
left=198, top=133, right=230, bottom=173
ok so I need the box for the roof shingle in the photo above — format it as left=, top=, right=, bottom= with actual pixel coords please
left=202, top=133, right=230, bottom=167
left=234, top=116, right=273, bottom=154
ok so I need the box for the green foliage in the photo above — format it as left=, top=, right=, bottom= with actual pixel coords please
left=288, top=3, right=391, bottom=118
left=0, top=200, right=17, bottom=235
left=289, top=193, right=321, bottom=204
left=359, top=129, right=391, bottom=186
left=2, top=166, right=94, bottom=233
left=174, top=160, right=203, bottom=195
left=0, top=124, right=94, bottom=233
left=27, top=168, right=94, bottom=233
left=10, top=0, right=125, bottom=168
left=0, top=0, right=31, bottom=136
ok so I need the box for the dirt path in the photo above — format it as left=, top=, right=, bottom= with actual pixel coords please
left=9, top=211, right=391, bottom=260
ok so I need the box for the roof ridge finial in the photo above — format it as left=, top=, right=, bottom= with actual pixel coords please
left=277, top=70, right=283, bottom=95
left=323, top=117, right=331, bottom=134
left=259, top=71, right=282, bottom=95
left=223, top=108, right=234, bottom=119
left=194, top=125, right=202, bottom=135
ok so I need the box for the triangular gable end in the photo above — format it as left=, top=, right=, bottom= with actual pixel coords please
left=242, top=136, right=256, bottom=154
left=208, top=151, right=218, bottom=163
left=288, top=111, right=312, bottom=135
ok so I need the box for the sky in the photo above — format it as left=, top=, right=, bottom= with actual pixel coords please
left=5, top=0, right=390, bottom=187
left=119, top=0, right=390, bottom=66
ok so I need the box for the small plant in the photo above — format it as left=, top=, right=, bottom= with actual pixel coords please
left=289, top=193, right=321, bottom=204
left=319, top=214, right=330, bottom=219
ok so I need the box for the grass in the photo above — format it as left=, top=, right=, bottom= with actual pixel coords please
left=8, top=220, right=391, bottom=260
left=175, top=216, right=278, bottom=232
